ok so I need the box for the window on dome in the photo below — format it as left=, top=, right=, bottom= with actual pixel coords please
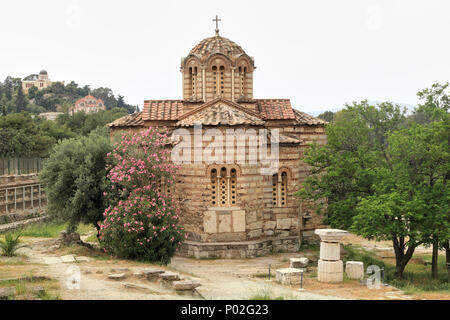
left=239, top=66, right=246, bottom=97
left=189, top=66, right=197, bottom=98
left=220, top=66, right=225, bottom=95
left=212, top=66, right=218, bottom=96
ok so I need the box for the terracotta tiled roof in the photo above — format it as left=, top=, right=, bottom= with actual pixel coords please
left=293, top=109, right=327, bottom=125
left=271, top=132, right=302, bottom=144
left=142, top=100, right=184, bottom=121
left=255, top=99, right=296, bottom=120
left=177, top=102, right=265, bottom=127
left=108, top=112, right=144, bottom=127
left=74, top=95, right=104, bottom=107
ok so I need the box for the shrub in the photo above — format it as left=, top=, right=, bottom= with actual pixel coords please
left=99, top=127, right=186, bottom=265
left=0, top=233, right=29, bottom=257
left=40, top=126, right=112, bottom=232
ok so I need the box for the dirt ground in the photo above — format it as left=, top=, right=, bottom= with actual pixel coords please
left=0, top=234, right=448, bottom=300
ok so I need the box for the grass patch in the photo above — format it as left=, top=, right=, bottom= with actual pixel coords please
left=8, top=221, right=94, bottom=238
left=0, top=270, right=61, bottom=300
left=298, top=243, right=320, bottom=252
left=14, top=222, right=67, bottom=238
left=249, top=286, right=284, bottom=300
left=197, top=255, right=220, bottom=260
left=342, top=244, right=449, bottom=293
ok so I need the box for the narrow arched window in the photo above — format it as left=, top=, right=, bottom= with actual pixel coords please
left=239, top=66, right=246, bottom=97
left=212, top=66, right=218, bottom=96
left=219, top=167, right=227, bottom=206
left=219, top=66, right=225, bottom=95
left=189, top=67, right=197, bottom=98
left=230, top=168, right=237, bottom=206
left=210, top=168, right=217, bottom=206
left=272, top=170, right=288, bottom=207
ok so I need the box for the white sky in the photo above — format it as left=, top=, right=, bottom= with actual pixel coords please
left=0, top=0, right=449, bottom=114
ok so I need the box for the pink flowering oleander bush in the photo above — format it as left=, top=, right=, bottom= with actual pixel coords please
left=99, top=127, right=186, bottom=265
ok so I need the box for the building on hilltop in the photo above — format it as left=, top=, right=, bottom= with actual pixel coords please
left=22, top=70, right=64, bottom=92
left=69, top=95, right=106, bottom=115
left=108, top=19, right=327, bottom=258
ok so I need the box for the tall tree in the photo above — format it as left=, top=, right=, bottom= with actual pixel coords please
left=11, top=86, right=28, bottom=113
left=414, top=82, right=450, bottom=278
left=353, top=120, right=449, bottom=278
left=40, top=127, right=112, bottom=232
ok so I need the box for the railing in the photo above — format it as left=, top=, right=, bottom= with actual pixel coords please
left=0, top=184, right=46, bottom=214
left=0, top=158, right=45, bottom=176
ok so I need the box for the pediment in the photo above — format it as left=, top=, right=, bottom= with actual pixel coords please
left=177, top=98, right=265, bottom=127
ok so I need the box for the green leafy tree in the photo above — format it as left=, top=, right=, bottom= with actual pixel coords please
left=40, top=127, right=112, bottom=232
left=296, top=101, right=406, bottom=229
left=317, top=110, right=335, bottom=122
left=0, top=94, right=8, bottom=116
left=413, top=82, right=450, bottom=278
left=353, top=121, right=449, bottom=278
left=27, top=86, right=39, bottom=100
left=11, top=85, right=28, bottom=113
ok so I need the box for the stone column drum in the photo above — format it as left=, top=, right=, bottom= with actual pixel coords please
left=315, top=229, right=348, bottom=283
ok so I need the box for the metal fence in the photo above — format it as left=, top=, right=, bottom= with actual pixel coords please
left=0, top=184, right=46, bottom=214
left=0, top=158, right=45, bottom=176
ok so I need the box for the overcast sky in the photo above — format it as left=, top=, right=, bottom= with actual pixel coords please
left=0, top=0, right=449, bottom=114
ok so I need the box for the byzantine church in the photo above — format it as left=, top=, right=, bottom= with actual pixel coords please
left=109, top=19, right=327, bottom=258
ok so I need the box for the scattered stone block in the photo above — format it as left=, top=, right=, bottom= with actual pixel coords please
left=0, top=287, right=16, bottom=300
left=122, top=282, right=151, bottom=291
left=110, top=268, right=129, bottom=272
left=159, top=272, right=180, bottom=281
left=108, top=273, right=126, bottom=280
left=60, top=255, right=76, bottom=263
left=141, top=268, right=165, bottom=280
left=275, top=268, right=305, bottom=285
left=173, top=280, right=201, bottom=291
left=43, top=257, right=62, bottom=264
left=290, top=257, right=309, bottom=268
left=346, top=261, right=364, bottom=280
left=75, top=256, right=91, bottom=262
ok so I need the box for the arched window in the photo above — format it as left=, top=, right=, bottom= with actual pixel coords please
left=189, top=66, right=197, bottom=97
left=219, top=66, right=225, bottom=95
left=272, top=170, right=288, bottom=207
left=212, top=65, right=224, bottom=96
left=211, top=167, right=238, bottom=207
left=239, top=66, right=246, bottom=97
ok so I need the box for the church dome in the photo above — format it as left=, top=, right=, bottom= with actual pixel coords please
left=189, top=35, right=248, bottom=62
left=39, top=70, right=48, bottom=75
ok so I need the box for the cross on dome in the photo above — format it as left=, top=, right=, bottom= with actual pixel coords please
left=212, top=15, right=221, bottom=36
